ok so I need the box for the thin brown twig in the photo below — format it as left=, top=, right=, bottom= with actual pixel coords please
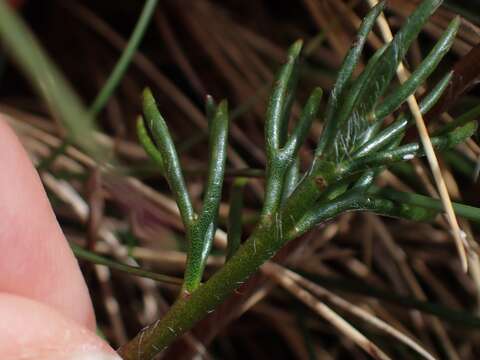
left=367, top=0, right=469, bottom=272
left=263, top=263, right=392, bottom=360
left=268, top=263, right=436, bottom=360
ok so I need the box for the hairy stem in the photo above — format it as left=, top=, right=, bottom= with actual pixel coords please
left=118, top=192, right=357, bottom=358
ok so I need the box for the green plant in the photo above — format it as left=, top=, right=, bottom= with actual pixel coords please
left=117, top=0, right=477, bottom=358
left=1, top=0, right=479, bottom=357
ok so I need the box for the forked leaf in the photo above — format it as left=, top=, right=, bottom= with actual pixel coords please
left=353, top=71, right=452, bottom=157
left=265, top=40, right=303, bottom=158
left=346, top=121, right=477, bottom=175
left=200, top=100, right=229, bottom=226
left=373, top=17, right=459, bottom=121
left=323, top=0, right=442, bottom=161
left=316, top=1, right=385, bottom=155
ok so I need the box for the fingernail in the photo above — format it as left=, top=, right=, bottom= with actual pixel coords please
left=71, top=350, right=122, bottom=360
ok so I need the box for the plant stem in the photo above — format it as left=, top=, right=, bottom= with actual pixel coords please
left=89, top=0, right=158, bottom=116
left=117, top=222, right=278, bottom=359
left=118, top=188, right=359, bottom=359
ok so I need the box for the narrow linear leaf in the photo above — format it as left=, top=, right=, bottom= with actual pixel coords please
left=200, top=100, right=229, bottom=225
left=373, top=17, right=459, bottom=121
left=435, top=103, right=480, bottom=135
left=143, top=88, right=194, bottom=225
left=205, top=94, right=217, bottom=123
left=136, top=116, right=164, bottom=171
left=282, top=157, right=301, bottom=202
left=265, top=40, right=303, bottom=157
left=374, top=187, right=480, bottom=223
left=283, top=87, right=323, bottom=158
left=183, top=101, right=229, bottom=292
left=291, top=191, right=426, bottom=239
left=347, top=121, right=477, bottom=174
left=354, top=71, right=452, bottom=157
left=316, top=1, right=385, bottom=155
left=326, top=0, right=443, bottom=159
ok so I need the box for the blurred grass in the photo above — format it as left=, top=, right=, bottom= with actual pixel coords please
left=0, top=0, right=107, bottom=161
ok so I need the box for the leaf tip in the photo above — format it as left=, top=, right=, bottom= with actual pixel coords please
left=289, top=39, right=304, bottom=59
left=312, top=86, right=323, bottom=99
left=135, top=114, right=145, bottom=130
left=142, top=87, right=154, bottom=102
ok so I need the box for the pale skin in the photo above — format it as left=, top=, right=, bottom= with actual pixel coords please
left=0, top=117, right=118, bottom=359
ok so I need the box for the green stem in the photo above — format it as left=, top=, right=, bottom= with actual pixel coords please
left=117, top=191, right=358, bottom=359
left=117, top=224, right=276, bottom=359
left=89, top=0, right=158, bottom=116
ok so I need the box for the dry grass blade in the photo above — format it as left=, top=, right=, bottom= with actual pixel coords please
left=267, top=263, right=436, bottom=360
left=263, top=264, right=392, bottom=360
left=367, top=0, right=469, bottom=272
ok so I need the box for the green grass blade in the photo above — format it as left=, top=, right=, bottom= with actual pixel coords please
left=90, top=0, right=159, bottom=116
left=0, top=0, right=106, bottom=161
left=71, top=243, right=183, bottom=285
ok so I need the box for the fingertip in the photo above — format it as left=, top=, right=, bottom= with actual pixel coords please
left=0, top=115, right=95, bottom=329
left=0, top=293, right=118, bottom=360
